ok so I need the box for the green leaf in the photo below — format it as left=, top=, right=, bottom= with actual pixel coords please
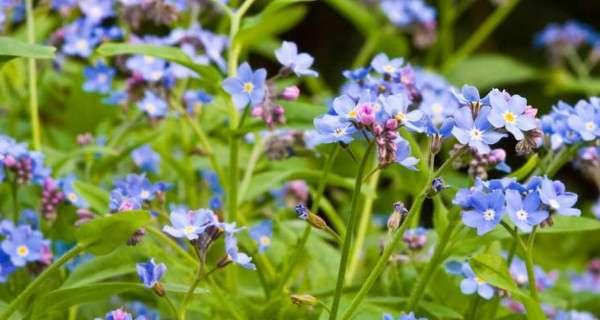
left=537, top=216, right=600, bottom=234
left=31, top=282, right=148, bottom=317
left=445, top=54, right=539, bottom=89
left=470, top=253, right=545, bottom=320
left=0, top=36, right=56, bottom=67
left=73, top=180, right=110, bottom=214
left=236, top=7, right=307, bottom=46
left=508, top=154, right=539, bottom=180
left=75, top=210, right=151, bottom=255
left=280, top=100, right=327, bottom=128
left=324, top=0, right=378, bottom=35
left=96, top=43, right=222, bottom=90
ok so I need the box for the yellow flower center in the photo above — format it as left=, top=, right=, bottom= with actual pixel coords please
left=259, top=235, right=271, bottom=246
left=502, top=111, right=516, bottom=124
left=348, top=109, right=357, bottom=119
left=17, top=245, right=29, bottom=257
left=474, top=276, right=486, bottom=285
left=383, top=64, right=395, bottom=73
left=76, top=39, right=88, bottom=50
left=243, top=82, right=254, bottom=93
left=67, top=192, right=78, bottom=202
left=183, top=225, right=197, bottom=235
left=143, top=56, right=155, bottom=64
left=146, top=103, right=156, bottom=113
left=395, top=112, right=406, bottom=122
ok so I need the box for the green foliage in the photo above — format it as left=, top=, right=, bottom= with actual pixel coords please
left=445, top=54, right=539, bottom=89
left=0, top=36, right=55, bottom=67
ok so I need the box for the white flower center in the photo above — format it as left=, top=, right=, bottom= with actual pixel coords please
left=67, top=192, right=78, bottom=202
left=334, top=128, right=345, bottom=137
left=502, top=111, right=516, bottom=124
left=183, top=225, right=197, bottom=235
left=16, top=245, right=29, bottom=257
left=97, top=74, right=108, bottom=83
left=76, top=39, right=88, bottom=50
left=347, top=109, right=357, bottom=119
left=145, top=103, right=156, bottom=113
left=431, top=103, right=443, bottom=114
left=483, top=209, right=496, bottom=221
left=259, top=235, right=271, bottom=246
left=516, top=209, right=528, bottom=221
left=585, top=121, right=596, bottom=131
left=469, top=128, right=483, bottom=141
left=548, top=199, right=560, bottom=210
left=383, top=64, right=395, bottom=73
left=143, top=56, right=155, bottom=64
left=140, top=190, right=150, bottom=199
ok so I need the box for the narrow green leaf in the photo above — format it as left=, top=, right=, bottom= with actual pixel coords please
left=236, top=7, right=307, bottom=46
left=537, top=216, right=600, bottom=234
left=324, top=0, right=378, bottom=35
left=75, top=210, right=151, bottom=255
left=73, top=180, right=110, bottom=214
left=445, top=54, right=539, bottom=89
left=0, top=36, right=56, bottom=67
left=508, top=154, right=539, bottom=180
left=96, top=43, right=222, bottom=89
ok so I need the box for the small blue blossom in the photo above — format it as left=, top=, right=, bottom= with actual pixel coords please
left=136, top=258, right=166, bottom=288
left=380, top=0, right=436, bottom=28
left=222, top=223, right=256, bottom=270
left=126, top=55, right=168, bottom=82
left=394, top=137, right=418, bottom=170
left=222, top=62, right=267, bottom=109
left=446, top=261, right=495, bottom=300
left=83, top=62, right=115, bottom=93
left=566, top=100, right=600, bottom=141
left=79, top=0, right=114, bottom=23
left=249, top=220, right=272, bottom=253
left=59, top=175, right=89, bottom=208
left=538, top=178, right=580, bottom=216
left=110, top=174, right=164, bottom=212
left=275, top=41, right=318, bottom=77
left=487, top=89, right=538, bottom=140
left=183, top=90, right=212, bottom=114
left=378, top=93, right=423, bottom=131
left=129, top=302, right=159, bottom=320
left=61, top=20, right=100, bottom=57
left=1, top=224, right=47, bottom=267
left=310, top=115, right=357, bottom=145
left=294, top=203, right=309, bottom=220
left=104, top=308, right=133, bottom=320
left=505, top=189, right=548, bottom=233
left=138, top=91, right=168, bottom=118
left=131, top=145, right=160, bottom=173
left=371, top=53, right=404, bottom=75
left=424, top=116, right=454, bottom=138
left=451, top=106, right=506, bottom=154
left=162, top=208, right=217, bottom=240
left=452, top=84, right=489, bottom=108
left=461, top=190, right=505, bottom=235
left=383, top=312, right=427, bottom=320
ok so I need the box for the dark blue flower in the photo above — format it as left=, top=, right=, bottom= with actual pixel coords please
left=136, top=258, right=166, bottom=288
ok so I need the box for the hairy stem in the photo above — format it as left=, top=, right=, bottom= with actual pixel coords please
left=179, top=262, right=204, bottom=320
left=26, top=0, right=41, bottom=150
left=329, top=142, right=374, bottom=320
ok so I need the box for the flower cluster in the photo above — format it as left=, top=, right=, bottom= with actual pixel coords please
left=109, top=174, right=170, bottom=213
left=131, top=144, right=161, bottom=174
left=535, top=21, right=600, bottom=65
left=380, top=0, right=437, bottom=48
left=0, top=220, right=51, bottom=281
left=541, top=98, right=600, bottom=150
left=223, top=41, right=317, bottom=128
left=454, top=176, right=579, bottom=235
left=162, top=208, right=255, bottom=270
left=0, top=135, right=50, bottom=185
left=570, top=258, right=600, bottom=293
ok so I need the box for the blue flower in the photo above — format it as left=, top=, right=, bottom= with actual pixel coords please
left=446, top=261, right=495, bottom=300
left=126, top=55, right=168, bottom=82
left=136, top=258, right=166, bottom=288
left=311, top=114, right=357, bottom=145
left=378, top=93, right=423, bottom=131
left=131, top=145, right=160, bottom=173
left=566, top=100, right=600, bottom=141
left=538, top=178, right=580, bottom=216
left=370, top=53, right=404, bottom=75
left=222, top=62, right=267, bottom=109
left=183, top=90, right=212, bottom=114
left=18, top=209, right=39, bottom=230
left=59, top=175, right=89, bottom=208
left=79, top=0, right=113, bottom=23
left=162, top=208, right=217, bottom=240
left=83, top=62, right=115, bottom=93
left=275, top=41, right=318, bottom=77
left=505, top=189, right=548, bottom=232
left=0, top=250, right=15, bottom=282
left=201, top=170, right=224, bottom=195
left=380, top=0, right=436, bottom=28
left=451, top=106, right=506, bottom=154
left=138, top=91, right=168, bottom=118
left=487, top=90, right=538, bottom=140
left=461, top=190, right=505, bottom=235
left=1, top=224, right=46, bottom=267
left=249, top=220, right=272, bottom=253
left=383, top=312, right=427, bottom=320
left=425, top=116, right=454, bottom=138
left=394, top=137, right=418, bottom=170
left=61, top=19, right=100, bottom=57
left=554, top=310, right=598, bottom=320
left=452, top=85, right=489, bottom=108
left=110, top=174, right=164, bottom=212
left=420, top=90, right=458, bottom=126
left=223, top=223, right=256, bottom=270
left=129, top=302, right=159, bottom=320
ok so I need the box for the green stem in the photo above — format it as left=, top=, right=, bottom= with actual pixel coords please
left=179, top=262, right=204, bottom=320
left=10, top=178, right=19, bottom=223
left=146, top=226, right=198, bottom=267
left=25, top=0, right=40, bottom=150
left=228, top=133, right=240, bottom=222
left=339, top=154, right=458, bottom=320
left=238, top=134, right=264, bottom=204
left=163, top=295, right=180, bottom=320
left=465, top=296, right=481, bottom=319
left=442, top=0, right=521, bottom=72
left=329, top=142, right=374, bottom=320
left=0, top=244, right=86, bottom=320
left=500, top=222, right=539, bottom=303
left=405, top=209, right=460, bottom=310
left=352, top=31, right=382, bottom=69
left=276, top=145, right=340, bottom=292
left=346, top=166, right=380, bottom=283
left=565, top=46, right=590, bottom=78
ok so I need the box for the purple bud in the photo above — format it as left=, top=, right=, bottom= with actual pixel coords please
left=385, top=119, right=398, bottom=130
left=356, top=103, right=375, bottom=126
left=294, top=203, right=309, bottom=220
left=3, top=155, right=16, bottom=168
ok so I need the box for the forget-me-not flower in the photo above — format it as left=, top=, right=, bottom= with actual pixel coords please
left=452, top=106, right=506, bottom=154
left=461, top=190, right=505, bottom=235
left=538, top=178, right=580, bottom=216
left=222, top=62, right=267, bottom=109
left=446, top=261, right=495, bottom=300
left=136, top=258, right=166, bottom=288
left=83, top=62, right=115, bottom=93
left=249, top=220, right=273, bottom=253
left=505, top=189, right=548, bottom=233
left=138, top=91, right=168, bottom=118
left=487, top=89, right=538, bottom=140
left=275, top=41, right=318, bottom=77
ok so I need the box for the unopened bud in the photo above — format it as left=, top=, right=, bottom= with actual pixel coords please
left=428, top=177, right=447, bottom=197
left=281, top=86, right=300, bottom=101
left=217, top=255, right=233, bottom=269
left=152, top=282, right=166, bottom=297
left=388, top=201, right=408, bottom=231
left=290, top=294, right=317, bottom=307
left=430, top=134, right=442, bottom=155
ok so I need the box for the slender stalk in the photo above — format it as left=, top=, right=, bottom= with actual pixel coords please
left=10, top=178, right=19, bottom=223
left=228, top=133, right=240, bottom=222
left=352, top=31, right=382, bottom=69
left=500, top=222, right=539, bottom=303
left=25, top=0, right=40, bottom=150
left=1, top=244, right=86, bottom=320
left=346, top=167, right=380, bottom=283
left=405, top=209, right=460, bottom=310
left=163, top=295, right=180, bottom=320
left=276, top=145, right=340, bottom=292
left=179, top=262, right=204, bottom=320
left=329, top=142, right=374, bottom=320
left=339, top=154, right=458, bottom=320
left=565, top=45, right=590, bottom=78
left=442, top=0, right=521, bottom=72
left=238, top=134, right=264, bottom=204
left=465, top=296, right=481, bottom=319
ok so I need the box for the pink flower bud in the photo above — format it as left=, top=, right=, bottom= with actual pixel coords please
left=385, top=118, right=398, bottom=130
left=3, top=155, right=16, bottom=168
left=524, top=105, right=538, bottom=117
left=251, top=106, right=263, bottom=117
left=281, top=85, right=300, bottom=101
left=356, top=104, right=375, bottom=126
left=490, top=148, right=506, bottom=162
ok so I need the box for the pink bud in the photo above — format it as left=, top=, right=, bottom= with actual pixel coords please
left=490, top=148, right=506, bottom=162
left=3, top=155, right=16, bottom=168
left=385, top=118, right=398, bottom=130
left=251, top=106, right=263, bottom=117
left=281, top=85, right=300, bottom=101
left=356, top=104, right=375, bottom=126
left=273, top=105, right=285, bottom=116
left=524, top=105, right=538, bottom=117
